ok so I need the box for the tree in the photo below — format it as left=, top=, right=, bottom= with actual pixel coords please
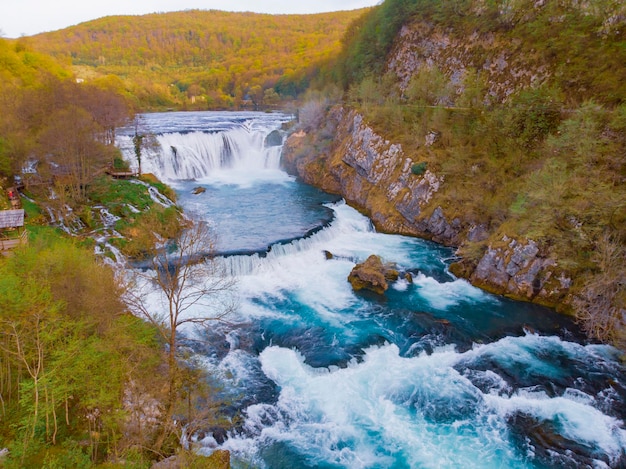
left=405, top=66, right=454, bottom=106
left=78, top=84, right=131, bottom=145
left=0, top=284, right=62, bottom=454
left=132, top=115, right=159, bottom=177
left=133, top=129, right=144, bottom=177
left=123, top=220, right=237, bottom=452
left=38, top=106, right=109, bottom=202
left=0, top=239, right=147, bottom=465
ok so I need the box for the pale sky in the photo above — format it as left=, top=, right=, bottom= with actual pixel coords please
left=0, top=1, right=380, bottom=38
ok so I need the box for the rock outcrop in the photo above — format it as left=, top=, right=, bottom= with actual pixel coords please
left=388, top=21, right=552, bottom=103
left=265, top=129, right=283, bottom=147
left=150, top=450, right=230, bottom=469
left=459, top=236, right=571, bottom=304
left=348, top=255, right=399, bottom=294
left=282, top=107, right=455, bottom=244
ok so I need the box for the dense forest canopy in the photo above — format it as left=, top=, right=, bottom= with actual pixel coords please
left=27, top=8, right=369, bottom=110
left=0, top=38, right=132, bottom=188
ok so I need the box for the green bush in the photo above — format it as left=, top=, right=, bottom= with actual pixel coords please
left=508, top=86, right=563, bottom=149
left=405, top=66, right=453, bottom=106
left=112, top=156, right=129, bottom=171
left=411, top=162, right=428, bottom=175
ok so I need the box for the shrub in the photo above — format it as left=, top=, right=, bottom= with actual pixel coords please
left=112, top=156, right=129, bottom=171
left=573, top=232, right=626, bottom=349
left=405, top=66, right=453, bottom=106
left=411, top=162, right=428, bottom=175
left=508, top=86, right=563, bottom=149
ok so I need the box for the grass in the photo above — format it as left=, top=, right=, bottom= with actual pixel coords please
left=86, top=175, right=183, bottom=258
left=1, top=176, right=183, bottom=259
left=87, top=176, right=154, bottom=213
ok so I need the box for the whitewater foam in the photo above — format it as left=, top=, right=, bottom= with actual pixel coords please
left=220, top=336, right=625, bottom=468
left=118, top=114, right=289, bottom=183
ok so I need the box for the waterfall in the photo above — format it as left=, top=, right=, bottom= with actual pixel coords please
left=117, top=118, right=286, bottom=181
left=218, top=201, right=374, bottom=276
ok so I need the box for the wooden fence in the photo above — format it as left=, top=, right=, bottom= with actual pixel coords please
left=0, top=230, right=28, bottom=253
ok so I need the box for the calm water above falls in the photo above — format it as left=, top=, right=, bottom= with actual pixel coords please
left=118, top=112, right=626, bottom=469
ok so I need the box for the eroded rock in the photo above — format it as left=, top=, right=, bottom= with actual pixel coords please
left=348, top=255, right=399, bottom=294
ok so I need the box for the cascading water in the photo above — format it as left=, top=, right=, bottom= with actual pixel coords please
left=117, top=111, right=289, bottom=182
left=118, top=112, right=626, bottom=469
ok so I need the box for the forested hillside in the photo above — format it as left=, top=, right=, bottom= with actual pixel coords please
left=0, top=38, right=215, bottom=466
left=0, top=38, right=130, bottom=185
left=27, top=9, right=368, bottom=110
left=288, top=0, right=626, bottom=347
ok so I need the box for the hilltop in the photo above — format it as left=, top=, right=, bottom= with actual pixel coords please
left=26, top=8, right=368, bottom=110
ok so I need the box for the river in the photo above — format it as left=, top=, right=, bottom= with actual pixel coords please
left=117, top=111, right=626, bottom=469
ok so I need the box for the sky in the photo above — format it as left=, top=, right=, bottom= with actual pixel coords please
left=0, top=0, right=380, bottom=38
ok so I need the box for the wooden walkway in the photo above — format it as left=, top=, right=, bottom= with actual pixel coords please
left=105, top=168, right=138, bottom=179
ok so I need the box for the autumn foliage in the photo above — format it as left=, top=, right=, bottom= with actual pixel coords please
left=28, top=9, right=369, bottom=110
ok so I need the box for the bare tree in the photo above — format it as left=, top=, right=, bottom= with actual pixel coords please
left=123, top=220, right=237, bottom=451
left=78, top=85, right=131, bottom=146
left=132, top=116, right=160, bottom=177
left=38, top=106, right=108, bottom=201
left=574, top=232, right=626, bottom=349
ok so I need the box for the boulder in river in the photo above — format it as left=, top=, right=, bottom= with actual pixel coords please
left=348, top=255, right=400, bottom=294
left=192, top=186, right=206, bottom=195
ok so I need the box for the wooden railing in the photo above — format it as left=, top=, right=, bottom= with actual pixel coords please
left=0, top=230, right=28, bottom=252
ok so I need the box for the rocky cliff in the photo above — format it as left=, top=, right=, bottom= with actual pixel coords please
left=282, top=107, right=571, bottom=308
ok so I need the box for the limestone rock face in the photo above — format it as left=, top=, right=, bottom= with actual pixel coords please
left=387, top=22, right=552, bottom=104
left=469, top=237, right=569, bottom=304
left=341, top=113, right=403, bottom=185
left=282, top=107, right=449, bottom=241
left=348, top=255, right=399, bottom=295
left=281, top=106, right=571, bottom=308
left=414, top=206, right=462, bottom=246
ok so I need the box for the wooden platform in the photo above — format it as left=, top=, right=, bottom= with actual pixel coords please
left=0, top=209, right=26, bottom=253
left=105, top=169, right=138, bottom=179
left=0, top=209, right=24, bottom=230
